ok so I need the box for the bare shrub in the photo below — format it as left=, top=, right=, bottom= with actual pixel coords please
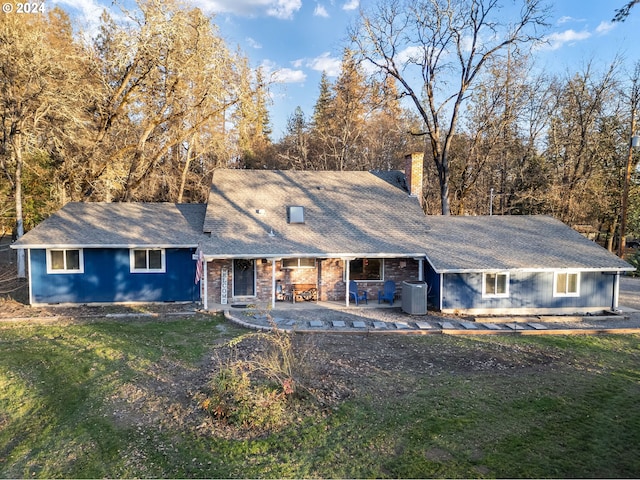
left=201, top=324, right=304, bottom=432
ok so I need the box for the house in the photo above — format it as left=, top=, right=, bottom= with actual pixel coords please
left=11, top=153, right=634, bottom=313
left=423, top=215, right=635, bottom=315
left=10, top=203, right=204, bottom=305
left=198, top=161, right=429, bottom=309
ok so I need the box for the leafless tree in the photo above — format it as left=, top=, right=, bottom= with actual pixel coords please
left=350, top=0, right=549, bottom=214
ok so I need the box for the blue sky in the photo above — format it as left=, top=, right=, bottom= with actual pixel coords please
left=50, top=0, right=640, bottom=139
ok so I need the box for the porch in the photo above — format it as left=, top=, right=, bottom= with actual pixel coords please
left=202, top=256, right=425, bottom=311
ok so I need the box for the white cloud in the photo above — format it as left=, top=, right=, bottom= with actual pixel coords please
left=542, top=29, right=591, bottom=50
left=266, top=0, right=302, bottom=19
left=398, top=45, right=425, bottom=64
left=556, top=15, right=585, bottom=25
left=595, top=21, right=615, bottom=35
left=271, top=68, right=307, bottom=83
left=261, top=60, right=306, bottom=83
left=194, top=0, right=302, bottom=19
left=314, top=3, right=329, bottom=18
left=307, top=52, right=341, bottom=76
left=246, top=37, right=263, bottom=49
left=50, top=0, right=108, bottom=37
left=342, top=0, right=359, bottom=11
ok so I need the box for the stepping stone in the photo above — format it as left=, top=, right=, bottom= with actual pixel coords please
left=273, top=317, right=286, bottom=324
left=460, top=321, right=478, bottom=329
left=528, top=322, right=548, bottom=330
left=253, top=314, right=268, bottom=320
left=394, top=321, right=411, bottom=329
left=372, top=321, right=387, bottom=329
left=353, top=320, right=366, bottom=328
left=504, top=323, right=526, bottom=330
left=309, top=320, right=323, bottom=327
left=439, top=322, right=455, bottom=329
left=332, top=320, right=346, bottom=328
left=483, top=323, right=503, bottom=330
left=285, top=320, right=296, bottom=326
left=415, top=321, right=433, bottom=329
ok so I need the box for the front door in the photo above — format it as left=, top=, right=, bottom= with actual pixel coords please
left=233, top=259, right=256, bottom=297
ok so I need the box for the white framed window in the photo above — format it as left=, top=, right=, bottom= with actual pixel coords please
left=281, top=258, right=316, bottom=269
left=130, top=248, right=165, bottom=273
left=482, top=272, right=509, bottom=298
left=46, top=249, right=84, bottom=274
left=348, top=258, right=384, bottom=281
left=554, top=271, right=580, bottom=297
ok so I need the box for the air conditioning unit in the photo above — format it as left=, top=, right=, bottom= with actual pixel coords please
left=402, top=281, right=428, bottom=315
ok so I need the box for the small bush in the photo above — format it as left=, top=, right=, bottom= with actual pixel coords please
left=202, top=363, right=287, bottom=430
left=201, top=326, right=300, bottom=431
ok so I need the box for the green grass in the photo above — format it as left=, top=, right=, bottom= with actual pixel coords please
left=1, top=317, right=640, bottom=478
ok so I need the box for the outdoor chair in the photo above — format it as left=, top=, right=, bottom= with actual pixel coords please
left=349, top=280, right=368, bottom=305
left=377, top=280, right=396, bottom=306
left=276, top=282, right=292, bottom=302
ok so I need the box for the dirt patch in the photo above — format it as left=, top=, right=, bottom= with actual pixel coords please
left=93, top=327, right=572, bottom=443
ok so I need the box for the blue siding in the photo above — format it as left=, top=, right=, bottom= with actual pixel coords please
left=30, top=248, right=199, bottom=304
left=425, top=262, right=441, bottom=309
left=439, top=271, right=615, bottom=312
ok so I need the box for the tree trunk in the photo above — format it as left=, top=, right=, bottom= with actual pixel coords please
left=177, top=137, right=195, bottom=203
left=437, top=151, right=451, bottom=215
left=12, top=132, right=25, bottom=278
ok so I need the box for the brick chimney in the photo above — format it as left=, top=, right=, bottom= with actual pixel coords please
left=404, top=152, right=424, bottom=206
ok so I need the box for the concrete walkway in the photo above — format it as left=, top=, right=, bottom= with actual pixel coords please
left=221, top=277, right=640, bottom=335
left=224, top=305, right=640, bottom=336
left=224, top=276, right=640, bottom=336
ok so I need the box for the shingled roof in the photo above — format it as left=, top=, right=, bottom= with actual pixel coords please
left=11, top=203, right=206, bottom=248
left=12, top=171, right=633, bottom=275
left=424, top=215, right=634, bottom=273
left=200, top=169, right=429, bottom=258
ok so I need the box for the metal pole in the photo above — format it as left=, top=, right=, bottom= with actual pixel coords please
left=489, top=188, right=494, bottom=216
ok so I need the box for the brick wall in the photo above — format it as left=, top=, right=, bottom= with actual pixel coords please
left=405, top=152, right=424, bottom=207
left=205, top=257, right=423, bottom=305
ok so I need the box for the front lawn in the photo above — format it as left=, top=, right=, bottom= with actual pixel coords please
left=1, top=314, right=639, bottom=478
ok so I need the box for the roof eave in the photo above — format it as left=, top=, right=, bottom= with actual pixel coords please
left=429, top=266, right=636, bottom=274
left=10, top=243, right=199, bottom=250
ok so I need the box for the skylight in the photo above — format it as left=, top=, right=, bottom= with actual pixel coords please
left=287, top=206, right=305, bottom=224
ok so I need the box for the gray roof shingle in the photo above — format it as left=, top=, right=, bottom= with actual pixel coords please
left=12, top=202, right=206, bottom=248
left=200, top=169, right=429, bottom=257
left=424, top=215, right=633, bottom=272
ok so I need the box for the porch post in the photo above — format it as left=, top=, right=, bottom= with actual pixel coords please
left=271, top=259, right=277, bottom=310
left=203, top=258, right=208, bottom=311
left=418, top=258, right=424, bottom=281
left=27, top=249, right=33, bottom=306
left=613, top=271, right=620, bottom=311
left=345, top=258, right=350, bottom=307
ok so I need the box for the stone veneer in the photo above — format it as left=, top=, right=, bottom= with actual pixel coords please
left=205, top=257, right=422, bottom=305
